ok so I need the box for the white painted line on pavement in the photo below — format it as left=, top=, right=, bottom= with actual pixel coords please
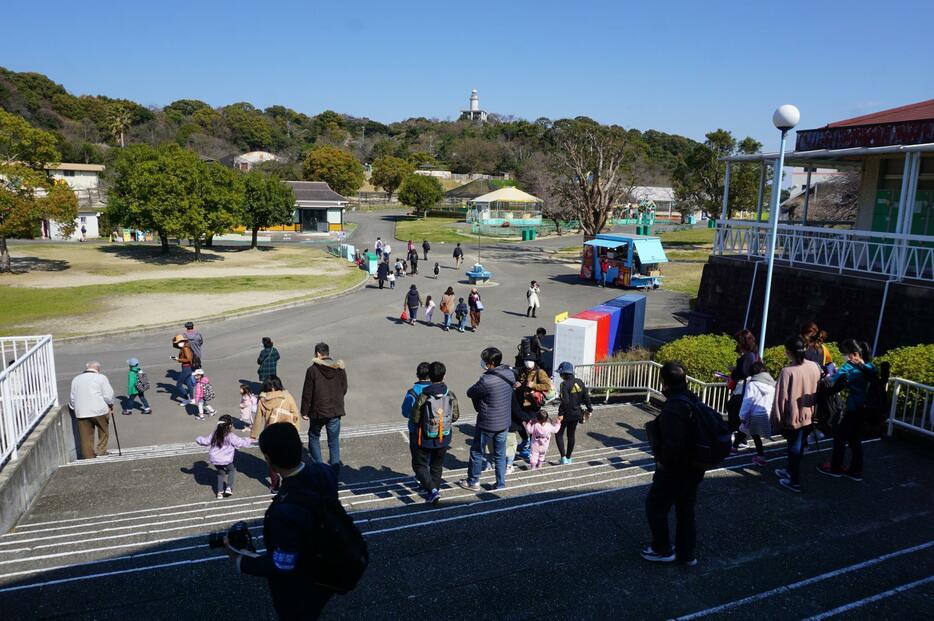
left=672, top=538, right=932, bottom=619
left=0, top=441, right=849, bottom=582
left=799, top=574, right=934, bottom=621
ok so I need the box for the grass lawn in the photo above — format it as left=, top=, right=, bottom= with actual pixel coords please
left=394, top=216, right=517, bottom=244
left=0, top=270, right=363, bottom=334
left=660, top=261, right=706, bottom=296
left=658, top=227, right=715, bottom=247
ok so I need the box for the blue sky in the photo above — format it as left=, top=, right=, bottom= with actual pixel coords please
left=2, top=0, right=932, bottom=147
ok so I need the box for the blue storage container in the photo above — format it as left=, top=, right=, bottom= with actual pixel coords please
left=590, top=304, right=622, bottom=355
left=605, top=294, right=646, bottom=349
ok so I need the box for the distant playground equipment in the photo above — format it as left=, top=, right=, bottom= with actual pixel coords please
left=580, top=234, right=669, bottom=290
left=466, top=262, right=492, bottom=284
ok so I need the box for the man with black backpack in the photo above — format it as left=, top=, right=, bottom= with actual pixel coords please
left=229, top=422, right=367, bottom=620
left=410, top=361, right=460, bottom=504
left=642, top=362, right=717, bottom=567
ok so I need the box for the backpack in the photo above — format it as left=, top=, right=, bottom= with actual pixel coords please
left=135, top=370, right=151, bottom=393
left=861, top=362, right=889, bottom=425
left=418, top=391, right=455, bottom=446
left=202, top=380, right=216, bottom=402
left=669, top=393, right=732, bottom=470
left=191, top=353, right=202, bottom=370
left=287, top=490, right=369, bottom=595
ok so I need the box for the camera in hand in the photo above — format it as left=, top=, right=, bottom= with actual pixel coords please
left=207, top=521, right=255, bottom=552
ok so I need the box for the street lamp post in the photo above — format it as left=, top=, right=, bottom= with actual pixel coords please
left=758, top=104, right=800, bottom=357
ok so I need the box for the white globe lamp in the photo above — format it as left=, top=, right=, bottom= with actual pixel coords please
left=772, top=104, right=800, bottom=131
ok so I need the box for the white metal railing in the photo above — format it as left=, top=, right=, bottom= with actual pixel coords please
left=0, top=336, right=58, bottom=467
left=886, top=378, right=934, bottom=439
left=572, top=360, right=731, bottom=414
left=715, top=220, right=934, bottom=282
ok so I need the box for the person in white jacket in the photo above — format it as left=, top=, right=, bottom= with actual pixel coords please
left=737, top=361, right=775, bottom=466
left=69, top=361, right=115, bottom=459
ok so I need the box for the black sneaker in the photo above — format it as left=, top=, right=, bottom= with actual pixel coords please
left=779, top=478, right=801, bottom=493
left=640, top=545, right=675, bottom=563
left=816, top=464, right=843, bottom=478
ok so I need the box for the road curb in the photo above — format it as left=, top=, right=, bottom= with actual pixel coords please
left=57, top=270, right=370, bottom=344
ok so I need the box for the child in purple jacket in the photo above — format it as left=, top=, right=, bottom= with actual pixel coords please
left=195, top=415, right=253, bottom=499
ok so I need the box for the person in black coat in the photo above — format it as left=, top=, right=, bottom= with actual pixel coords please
left=555, top=362, right=593, bottom=463
left=376, top=260, right=390, bottom=290
left=422, top=239, right=431, bottom=261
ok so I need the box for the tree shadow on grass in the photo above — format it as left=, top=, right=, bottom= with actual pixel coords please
left=97, top=245, right=225, bottom=265
left=8, top=256, right=70, bottom=274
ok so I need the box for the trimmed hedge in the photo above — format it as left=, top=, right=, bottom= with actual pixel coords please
left=654, top=335, right=930, bottom=386
left=876, top=344, right=934, bottom=387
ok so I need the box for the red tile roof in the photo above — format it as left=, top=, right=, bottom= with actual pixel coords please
left=828, top=99, right=934, bottom=128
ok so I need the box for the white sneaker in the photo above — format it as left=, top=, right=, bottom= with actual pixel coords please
left=505, top=465, right=516, bottom=475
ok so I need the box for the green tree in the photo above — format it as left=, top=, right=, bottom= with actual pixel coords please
left=673, top=130, right=764, bottom=219
left=301, top=146, right=364, bottom=196
left=371, top=156, right=415, bottom=200
left=398, top=173, right=443, bottom=219
left=0, top=110, right=78, bottom=272
left=107, top=143, right=244, bottom=258
left=241, top=171, right=296, bottom=248
left=108, top=104, right=131, bottom=147
left=222, top=103, right=273, bottom=150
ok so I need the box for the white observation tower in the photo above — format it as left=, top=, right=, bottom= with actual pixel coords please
left=461, top=89, right=488, bottom=123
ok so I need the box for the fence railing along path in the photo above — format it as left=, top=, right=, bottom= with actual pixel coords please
left=0, top=336, right=59, bottom=467
left=574, top=360, right=934, bottom=439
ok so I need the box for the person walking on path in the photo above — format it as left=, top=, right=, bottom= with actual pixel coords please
left=459, top=347, right=514, bottom=491
left=555, top=362, right=593, bottom=464
left=453, top=242, right=464, bottom=268
left=817, top=339, right=876, bottom=482
left=172, top=334, right=195, bottom=403
left=727, top=329, right=759, bottom=452
left=738, top=361, right=775, bottom=467
left=424, top=295, right=436, bottom=325
left=526, top=281, right=541, bottom=318
left=196, top=415, right=253, bottom=499
left=69, top=361, right=115, bottom=459
left=388, top=270, right=396, bottom=290
left=440, top=287, right=456, bottom=331
left=80, top=224, right=87, bottom=242
left=411, top=361, right=459, bottom=504
left=770, top=336, right=821, bottom=493
left=468, top=287, right=483, bottom=331
left=524, top=411, right=561, bottom=469
left=407, top=239, right=415, bottom=255
left=123, top=358, right=152, bottom=415
left=454, top=297, right=470, bottom=332
left=191, top=369, right=217, bottom=420
left=405, top=284, right=422, bottom=325
left=402, top=362, right=432, bottom=484
left=257, top=337, right=280, bottom=383
left=514, top=355, right=553, bottom=460
left=408, top=248, right=419, bottom=275
left=374, top=237, right=383, bottom=259
left=253, top=375, right=302, bottom=492
left=300, top=342, right=348, bottom=467
left=377, top=259, right=390, bottom=289
left=422, top=239, right=431, bottom=261
left=239, top=384, right=257, bottom=431
left=641, top=361, right=705, bottom=566
left=383, top=241, right=392, bottom=261
left=184, top=321, right=204, bottom=362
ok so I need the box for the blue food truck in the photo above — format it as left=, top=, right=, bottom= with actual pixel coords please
left=580, top=234, right=669, bottom=290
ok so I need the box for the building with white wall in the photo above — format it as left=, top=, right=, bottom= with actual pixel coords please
left=43, top=163, right=106, bottom=241
left=233, top=151, right=281, bottom=171
left=460, top=89, right=488, bottom=123
left=284, top=181, right=347, bottom=233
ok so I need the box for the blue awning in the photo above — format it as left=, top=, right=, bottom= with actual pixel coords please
left=633, top=239, right=668, bottom=263
left=584, top=239, right=628, bottom=249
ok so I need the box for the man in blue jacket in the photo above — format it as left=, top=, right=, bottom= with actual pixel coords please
left=459, top=347, right=514, bottom=491
left=402, top=362, right=431, bottom=485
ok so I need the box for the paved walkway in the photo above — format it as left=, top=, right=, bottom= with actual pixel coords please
left=2, top=403, right=932, bottom=619
left=52, top=211, right=690, bottom=448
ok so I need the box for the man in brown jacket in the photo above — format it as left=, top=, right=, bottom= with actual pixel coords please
left=300, top=342, right=347, bottom=467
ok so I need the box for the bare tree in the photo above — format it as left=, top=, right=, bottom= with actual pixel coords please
left=517, top=152, right=573, bottom=234
left=550, top=118, right=641, bottom=236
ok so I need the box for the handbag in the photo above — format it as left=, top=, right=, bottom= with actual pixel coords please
left=400, top=308, right=409, bottom=322
left=475, top=300, right=484, bottom=311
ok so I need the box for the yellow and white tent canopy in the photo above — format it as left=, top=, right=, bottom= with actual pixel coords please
left=469, top=187, right=542, bottom=204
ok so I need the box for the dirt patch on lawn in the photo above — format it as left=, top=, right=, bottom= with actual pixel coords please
left=15, top=266, right=334, bottom=288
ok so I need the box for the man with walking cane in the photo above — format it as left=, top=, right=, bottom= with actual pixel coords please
left=69, top=361, right=116, bottom=459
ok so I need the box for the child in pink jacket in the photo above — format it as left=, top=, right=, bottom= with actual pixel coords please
left=192, top=369, right=216, bottom=420
left=239, top=384, right=257, bottom=430
left=524, top=411, right=562, bottom=468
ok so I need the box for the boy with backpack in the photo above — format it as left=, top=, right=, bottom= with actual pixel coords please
left=642, top=361, right=728, bottom=567
left=123, top=358, right=152, bottom=415
left=409, top=361, right=460, bottom=504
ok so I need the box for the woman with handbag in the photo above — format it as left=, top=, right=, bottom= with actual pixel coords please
left=513, top=355, right=553, bottom=462
left=440, top=287, right=456, bottom=331
left=468, top=288, right=483, bottom=332
left=727, top=329, right=759, bottom=452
